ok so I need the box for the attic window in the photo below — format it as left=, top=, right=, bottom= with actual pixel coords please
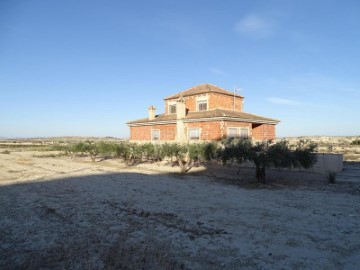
left=197, top=100, right=207, bottom=111
left=169, top=104, right=176, bottom=114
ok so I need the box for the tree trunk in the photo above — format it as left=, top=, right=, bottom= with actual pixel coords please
left=178, top=158, right=187, bottom=174
left=67, top=150, right=74, bottom=160
left=255, top=166, right=266, bottom=184
left=177, top=156, right=193, bottom=174
left=126, top=153, right=134, bottom=166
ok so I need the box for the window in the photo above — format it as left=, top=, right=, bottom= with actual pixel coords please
left=240, top=128, right=249, bottom=138
left=197, top=100, right=208, bottom=111
left=227, top=127, right=249, bottom=138
left=152, top=129, right=160, bottom=140
left=169, top=104, right=176, bottom=114
left=189, top=128, right=200, bottom=140
left=228, top=128, right=238, bottom=138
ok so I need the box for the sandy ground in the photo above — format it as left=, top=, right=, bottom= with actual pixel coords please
left=1, top=151, right=360, bottom=269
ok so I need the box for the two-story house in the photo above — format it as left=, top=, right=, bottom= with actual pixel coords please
left=127, top=83, right=279, bottom=142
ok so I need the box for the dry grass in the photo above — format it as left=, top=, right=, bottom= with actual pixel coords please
left=16, top=158, right=33, bottom=166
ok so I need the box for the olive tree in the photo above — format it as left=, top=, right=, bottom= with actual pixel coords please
left=160, top=143, right=211, bottom=174
left=220, top=139, right=317, bottom=184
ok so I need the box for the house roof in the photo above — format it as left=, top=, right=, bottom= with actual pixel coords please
left=164, top=83, right=243, bottom=100
left=127, top=108, right=279, bottom=126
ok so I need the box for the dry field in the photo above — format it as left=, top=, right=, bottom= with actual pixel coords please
left=280, top=136, right=360, bottom=162
left=0, top=137, right=360, bottom=269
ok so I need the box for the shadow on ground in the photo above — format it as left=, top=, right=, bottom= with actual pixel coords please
left=1, top=163, right=359, bottom=269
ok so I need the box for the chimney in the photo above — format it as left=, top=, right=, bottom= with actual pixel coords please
left=148, top=106, right=156, bottom=120
left=176, top=95, right=186, bottom=119
left=176, top=95, right=186, bottom=142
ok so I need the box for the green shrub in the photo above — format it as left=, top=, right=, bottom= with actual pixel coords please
left=83, top=141, right=100, bottom=162
left=97, top=142, right=117, bottom=156
left=351, top=139, right=360, bottom=145
left=203, top=142, right=218, bottom=161
left=219, top=138, right=252, bottom=165
left=65, top=141, right=100, bottom=162
left=218, top=139, right=317, bottom=184
left=113, top=142, right=129, bottom=159
left=51, top=144, right=66, bottom=151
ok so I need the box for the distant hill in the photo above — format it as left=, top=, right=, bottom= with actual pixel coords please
left=0, top=136, right=127, bottom=143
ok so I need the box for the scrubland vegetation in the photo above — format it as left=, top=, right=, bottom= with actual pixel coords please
left=351, top=139, right=360, bottom=145
left=281, top=136, right=360, bottom=161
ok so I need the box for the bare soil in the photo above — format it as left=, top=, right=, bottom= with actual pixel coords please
left=1, top=149, right=360, bottom=269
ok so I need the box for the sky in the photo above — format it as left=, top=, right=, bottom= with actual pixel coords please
left=1, top=0, right=359, bottom=138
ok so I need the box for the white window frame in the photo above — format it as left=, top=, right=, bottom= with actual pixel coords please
left=196, top=96, right=208, bottom=111
left=227, top=127, right=238, bottom=138
left=227, top=127, right=249, bottom=138
left=188, top=128, right=201, bottom=140
left=152, top=129, right=160, bottom=141
left=168, top=104, right=177, bottom=114
left=197, top=100, right=208, bottom=111
left=239, top=127, right=249, bottom=138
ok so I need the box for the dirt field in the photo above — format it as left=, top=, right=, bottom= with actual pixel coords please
left=1, top=149, right=360, bottom=269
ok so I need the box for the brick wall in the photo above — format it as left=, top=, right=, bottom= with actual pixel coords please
left=155, top=124, right=176, bottom=141
left=252, top=124, right=276, bottom=140
left=165, top=93, right=243, bottom=114
left=209, top=93, right=243, bottom=111
left=186, top=121, right=273, bottom=141
left=223, top=121, right=252, bottom=137
left=130, top=126, right=151, bottom=141
left=184, top=121, right=250, bottom=141
left=130, top=122, right=275, bottom=141
left=130, top=124, right=176, bottom=141
left=186, top=121, right=222, bottom=141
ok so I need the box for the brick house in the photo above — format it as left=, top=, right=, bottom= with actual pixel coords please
left=127, top=83, right=279, bottom=142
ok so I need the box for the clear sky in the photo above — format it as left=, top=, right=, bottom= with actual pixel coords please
left=1, top=0, right=359, bottom=138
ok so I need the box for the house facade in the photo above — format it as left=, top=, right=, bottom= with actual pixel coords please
left=127, top=84, right=279, bottom=142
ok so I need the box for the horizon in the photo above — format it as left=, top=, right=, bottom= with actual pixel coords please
left=1, top=1, right=359, bottom=138
left=1, top=134, right=359, bottom=141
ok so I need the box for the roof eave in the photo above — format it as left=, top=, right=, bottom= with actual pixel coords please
left=184, top=117, right=279, bottom=124
left=128, top=116, right=280, bottom=126
left=127, top=120, right=177, bottom=127
left=164, top=92, right=244, bottom=100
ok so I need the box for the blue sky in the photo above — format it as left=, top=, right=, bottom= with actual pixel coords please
left=1, top=0, right=359, bottom=138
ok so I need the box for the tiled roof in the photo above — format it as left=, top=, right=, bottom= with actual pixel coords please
left=127, top=109, right=279, bottom=125
left=164, top=83, right=243, bottom=100
left=127, top=114, right=176, bottom=124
